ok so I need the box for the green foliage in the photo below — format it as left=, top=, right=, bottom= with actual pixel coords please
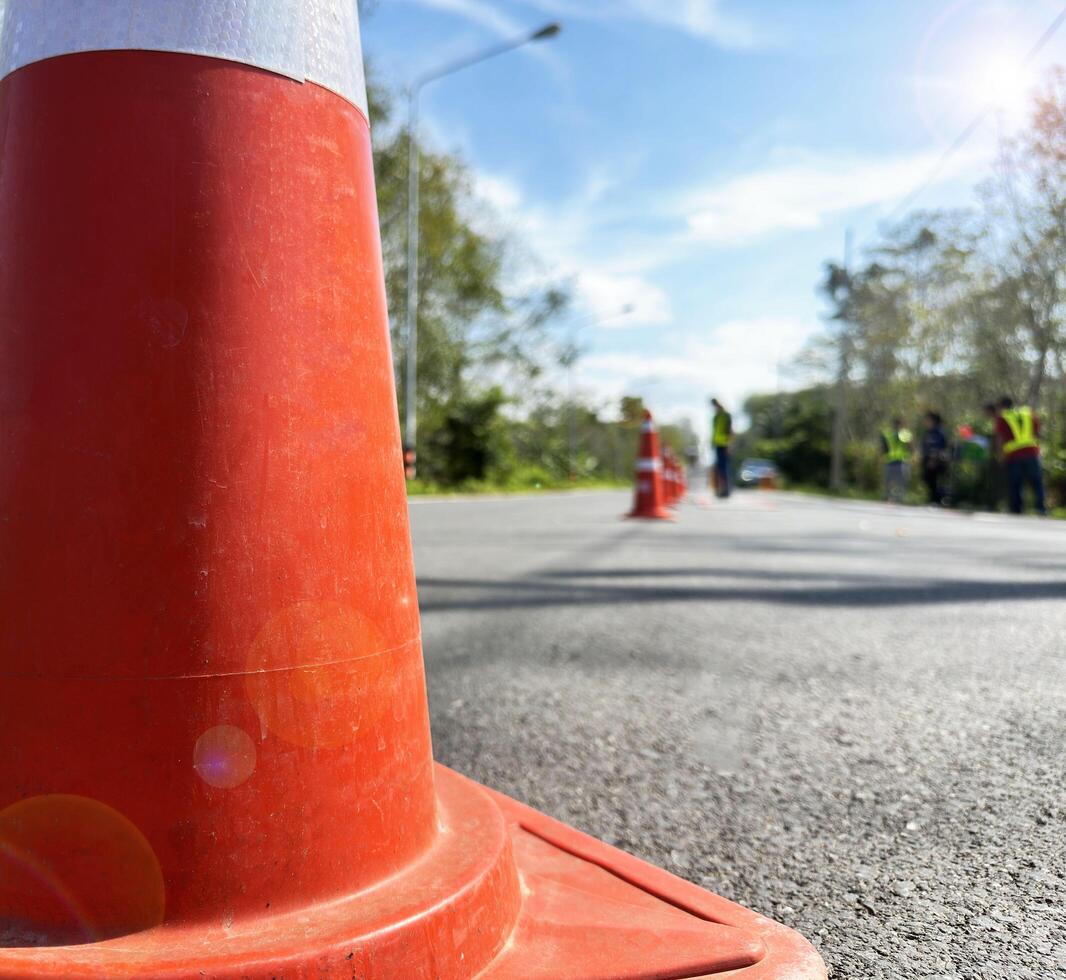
left=405, top=397, right=638, bottom=495
left=368, top=75, right=581, bottom=487
left=365, top=73, right=694, bottom=490
left=660, top=418, right=698, bottom=457
left=738, top=388, right=833, bottom=487
left=371, top=83, right=509, bottom=412
left=1043, top=447, right=1066, bottom=508
left=419, top=387, right=512, bottom=486
left=842, top=440, right=888, bottom=497
left=800, top=68, right=1066, bottom=510
left=620, top=396, right=646, bottom=426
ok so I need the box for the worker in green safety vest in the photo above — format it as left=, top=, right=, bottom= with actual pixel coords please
left=880, top=418, right=913, bottom=503
left=710, top=397, right=733, bottom=498
left=993, top=396, right=1046, bottom=516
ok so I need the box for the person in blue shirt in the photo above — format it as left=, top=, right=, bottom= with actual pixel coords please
left=920, top=411, right=949, bottom=506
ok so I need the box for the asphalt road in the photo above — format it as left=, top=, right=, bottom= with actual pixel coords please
left=410, top=488, right=1066, bottom=980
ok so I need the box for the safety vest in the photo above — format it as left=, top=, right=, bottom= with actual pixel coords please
left=882, top=428, right=912, bottom=463
left=712, top=411, right=732, bottom=447
left=1001, top=407, right=1039, bottom=455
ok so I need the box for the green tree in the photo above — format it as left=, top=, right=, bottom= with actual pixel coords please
left=803, top=66, right=1066, bottom=507
left=979, top=68, right=1066, bottom=405
left=423, top=387, right=514, bottom=486
left=741, top=389, right=834, bottom=487
left=366, top=78, right=573, bottom=485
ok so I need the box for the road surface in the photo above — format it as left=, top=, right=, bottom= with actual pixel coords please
left=410, top=489, right=1066, bottom=979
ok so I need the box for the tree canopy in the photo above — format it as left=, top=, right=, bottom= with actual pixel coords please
left=368, top=76, right=659, bottom=489
left=750, top=69, right=1066, bottom=506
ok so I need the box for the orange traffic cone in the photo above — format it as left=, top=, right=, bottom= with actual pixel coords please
left=0, top=4, right=824, bottom=978
left=666, top=448, right=686, bottom=506
left=627, top=410, right=674, bottom=520
left=662, top=453, right=674, bottom=506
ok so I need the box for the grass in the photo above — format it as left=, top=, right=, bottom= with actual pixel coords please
left=405, top=475, right=630, bottom=497
left=789, top=482, right=1066, bottom=518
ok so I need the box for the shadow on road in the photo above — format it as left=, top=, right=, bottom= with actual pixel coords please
left=540, top=566, right=889, bottom=582
left=417, top=573, right=1066, bottom=611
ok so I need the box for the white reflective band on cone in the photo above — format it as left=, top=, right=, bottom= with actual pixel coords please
left=0, top=0, right=367, bottom=114
left=640, top=422, right=655, bottom=433
left=636, top=459, right=662, bottom=472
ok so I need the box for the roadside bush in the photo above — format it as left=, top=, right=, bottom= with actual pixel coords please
left=843, top=441, right=884, bottom=496
left=420, top=387, right=513, bottom=486
left=1043, top=448, right=1066, bottom=508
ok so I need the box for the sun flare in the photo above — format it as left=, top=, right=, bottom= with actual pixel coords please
left=969, top=51, right=1037, bottom=121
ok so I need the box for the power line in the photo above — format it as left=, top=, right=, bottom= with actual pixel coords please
left=872, top=3, right=1066, bottom=237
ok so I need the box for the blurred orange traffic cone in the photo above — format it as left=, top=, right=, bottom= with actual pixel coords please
left=664, top=449, right=682, bottom=507
left=627, top=411, right=673, bottom=520
left=0, top=3, right=824, bottom=978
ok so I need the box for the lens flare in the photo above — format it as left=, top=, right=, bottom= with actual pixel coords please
left=0, top=795, right=164, bottom=946
left=970, top=51, right=1037, bottom=120
left=193, top=726, right=257, bottom=789
left=245, top=601, right=412, bottom=749
left=913, top=0, right=1039, bottom=143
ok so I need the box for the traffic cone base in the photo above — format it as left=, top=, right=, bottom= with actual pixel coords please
left=0, top=768, right=515, bottom=977
left=0, top=766, right=824, bottom=978
left=477, top=769, right=825, bottom=979
left=626, top=486, right=675, bottom=521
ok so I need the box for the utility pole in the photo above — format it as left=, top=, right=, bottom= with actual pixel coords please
left=829, top=228, right=853, bottom=492
left=773, top=357, right=784, bottom=439
left=404, top=87, right=421, bottom=478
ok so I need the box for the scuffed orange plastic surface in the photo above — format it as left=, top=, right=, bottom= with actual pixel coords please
left=0, top=43, right=826, bottom=980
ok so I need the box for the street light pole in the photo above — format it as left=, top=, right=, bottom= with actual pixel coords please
left=403, top=22, right=562, bottom=477
left=829, top=227, right=854, bottom=492
left=404, top=87, right=421, bottom=472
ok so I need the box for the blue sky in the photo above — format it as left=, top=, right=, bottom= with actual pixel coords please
left=361, top=0, right=1066, bottom=437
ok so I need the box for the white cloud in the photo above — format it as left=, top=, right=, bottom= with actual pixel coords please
left=684, top=149, right=981, bottom=246
left=400, top=0, right=525, bottom=38
left=472, top=171, right=525, bottom=213
left=613, top=0, right=760, bottom=47
left=469, top=168, right=672, bottom=329
left=461, top=146, right=983, bottom=437
left=530, top=0, right=762, bottom=48
left=575, top=270, right=671, bottom=326
left=578, top=317, right=816, bottom=436
left=402, top=0, right=762, bottom=49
